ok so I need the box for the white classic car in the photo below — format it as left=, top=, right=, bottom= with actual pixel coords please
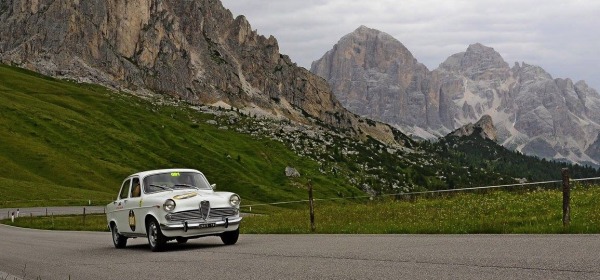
left=105, top=168, right=242, bottom=251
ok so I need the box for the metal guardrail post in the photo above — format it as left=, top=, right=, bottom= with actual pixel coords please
left=308, top=180, right=315, bottom=232
left=562, top=168, right=570, bottom=228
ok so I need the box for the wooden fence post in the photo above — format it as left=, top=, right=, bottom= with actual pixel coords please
left=83, top=207, right=86, bottom=226
left=562, top=168, right=570, bottom=228
left=308, top=180, right=315, bottom=232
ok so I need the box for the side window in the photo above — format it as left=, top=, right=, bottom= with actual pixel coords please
left=131, top=177, right=141, bottom=198
left=119, top=179, right=131, bottom=200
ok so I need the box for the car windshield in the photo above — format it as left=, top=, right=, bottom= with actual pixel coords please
left=143, top=171, right=212, bottom=194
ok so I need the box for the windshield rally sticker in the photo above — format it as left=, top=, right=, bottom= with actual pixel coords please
left=173, top=192, right=198, bottom=200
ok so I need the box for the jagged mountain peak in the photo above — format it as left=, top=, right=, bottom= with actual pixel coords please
left=351, top=25, right=391, bottom=37
left=439, top=43, right=509, bottom=79
left=337, top=26, right=414, bottom=61
left=311, top=26, right=430, bottom=129
left=514, top=62, right=554, bottom=81
left=450, top=115, right=497, bottom=141
left=312, top=28, right=600, bottom=167
left=355, top=25, right=376, bottom=32
left=465, top=43, right=498, bottom=54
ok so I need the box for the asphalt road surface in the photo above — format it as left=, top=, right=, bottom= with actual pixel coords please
left=1, top=224, right=599, bottom=280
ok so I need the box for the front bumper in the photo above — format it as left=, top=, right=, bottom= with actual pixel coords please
left=160, top=216, right=242, bottom=231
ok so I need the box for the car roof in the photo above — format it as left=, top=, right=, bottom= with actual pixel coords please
left=128, top=168, right=203, bottom=179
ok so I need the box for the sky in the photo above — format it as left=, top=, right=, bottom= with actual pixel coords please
left=221, top=0, right=600, bottom=90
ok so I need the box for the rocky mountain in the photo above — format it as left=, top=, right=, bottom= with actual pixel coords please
left=449, top=115, right=497, bottom=141
left=310, top=26, right=431, bottom=130
left=312, top=26, right=600, bottom=166
left=0, top=0, right=402, bottom=146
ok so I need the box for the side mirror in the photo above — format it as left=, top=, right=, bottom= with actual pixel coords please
left=211, top=184, right=217, bottom=190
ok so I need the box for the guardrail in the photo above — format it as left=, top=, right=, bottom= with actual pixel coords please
left=0, top=206, right=106, bottom=221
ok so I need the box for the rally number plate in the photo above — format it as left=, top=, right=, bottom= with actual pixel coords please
left=199, top=223, right=216, bottom=228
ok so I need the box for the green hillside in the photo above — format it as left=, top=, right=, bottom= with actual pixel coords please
left=0, top=65, right=361, bottom=207
left=2, top=64, right=599, bottom=208
left=431, top=132, right=600, bottom=186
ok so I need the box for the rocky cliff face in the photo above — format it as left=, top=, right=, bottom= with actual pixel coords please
left=311, top=26, right=432, bottom=130
left=312, top=26, right=600, bottom=166
left=0, top=0, right=404, bottom=145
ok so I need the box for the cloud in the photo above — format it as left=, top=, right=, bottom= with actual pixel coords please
left=221, top=0, right=600, bottom=90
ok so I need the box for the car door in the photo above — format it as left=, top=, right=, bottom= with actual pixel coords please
left=127, top=176, right=144, bottom=234
left=113, top=178, right=132, bottom=234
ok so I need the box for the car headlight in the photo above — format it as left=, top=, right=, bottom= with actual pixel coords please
left=229, top=194, right=241, bottom=207
left=163, top=199, right=176, bottom=212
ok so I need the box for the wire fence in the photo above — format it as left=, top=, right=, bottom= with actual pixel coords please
left=3, top=177, right=598, bottom=209
left=240, top=176, right=600, bottom=209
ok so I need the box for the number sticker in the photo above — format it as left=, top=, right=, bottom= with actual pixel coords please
left=171, top=172, right=180, bottom=177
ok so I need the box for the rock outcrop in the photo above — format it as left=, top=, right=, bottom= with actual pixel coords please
left=312, top=26, right=600, bottom=166
left=0, top=0, right=405, bottom=146
left=449, top=115, right=497, bottom=141
left=311, top=26, right=431, bottom=130
left=285, top=167, right=300, bottom=177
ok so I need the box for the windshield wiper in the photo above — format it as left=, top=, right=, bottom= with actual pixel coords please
left=148, top=184, right=172, bottom=191
left=173, top=183, right=198, bottom=190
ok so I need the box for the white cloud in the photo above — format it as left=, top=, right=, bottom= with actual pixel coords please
left=221, top=0, right=600, bottom=89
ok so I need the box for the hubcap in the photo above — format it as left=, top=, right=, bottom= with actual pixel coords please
left=149, top=223, right=157, bottom=246
left=112, top=225, right=119, bottom=243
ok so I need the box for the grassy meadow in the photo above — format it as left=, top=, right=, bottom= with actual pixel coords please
left=242, top=186, right=600, bottom=234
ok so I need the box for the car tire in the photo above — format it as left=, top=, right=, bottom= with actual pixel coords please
left=147, top=219, right=166, bottom=252
left=111, top=223, right=127, bottom=249
left=175, top=237, right=188, bottom=244
left=220, top=228, right=239, bottom=245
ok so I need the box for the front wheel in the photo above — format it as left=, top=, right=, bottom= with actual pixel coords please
left=220, top=228, right=239, bottom=245
left=147, top=219, right=166, bottom=252
left=111, top=223, right=127, bottom=249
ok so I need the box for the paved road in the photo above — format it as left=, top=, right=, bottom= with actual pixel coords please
left=1, top=225, right=599, bottom=280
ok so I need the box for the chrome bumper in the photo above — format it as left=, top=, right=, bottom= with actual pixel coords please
left=160, top=217, right=242, bottom=231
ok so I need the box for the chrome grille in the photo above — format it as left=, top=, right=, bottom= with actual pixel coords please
left=200, top=201, right=210, bottom=220
left=167, top=207, right=238, bottom=222
left=210, top=207, right=238, bottom=217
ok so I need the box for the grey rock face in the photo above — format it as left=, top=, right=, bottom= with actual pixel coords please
left=0, top=0, right=407, bottom=147
left=311, top=26, right=433, bottom=130
left=312, top=26, right=600, bottom=166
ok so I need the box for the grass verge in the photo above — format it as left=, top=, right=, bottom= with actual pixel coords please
left=3, top=214, right=108, bottom=232
left=242, top=186, right=600, bottom=234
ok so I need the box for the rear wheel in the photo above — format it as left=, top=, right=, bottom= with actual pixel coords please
left=220, top=228, right=239, bottom=245
left=147, top=219, right=166, bottom=252
left=111, top=223, right=127, bottom=249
